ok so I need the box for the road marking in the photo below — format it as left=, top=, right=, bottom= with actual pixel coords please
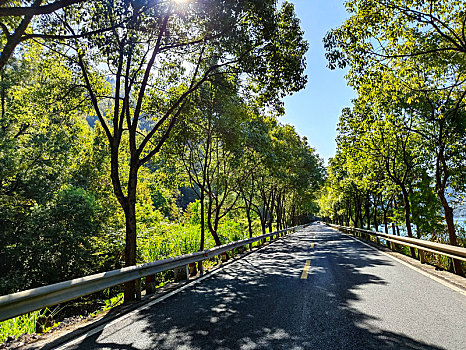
left=301, top=260, right=311, bottom=279
left=54, top=270, right=220, bottom=349
left=338, top=230, right=466, bottom=297
left=54, top=232, right=293, bottom=349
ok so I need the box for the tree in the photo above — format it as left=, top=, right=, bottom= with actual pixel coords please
left=41, top=0, right=307, bottom=301
left=0, top=0, right=89, bottom=70
left=324, top=0, right=466, bottom=71
left=172, top=76, right=248, bottom=249
left=325, top=0, right=466, bottom=274
left=0, top=49, right=105, bottom=293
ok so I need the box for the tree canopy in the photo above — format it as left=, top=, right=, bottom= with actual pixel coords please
left=0, top=0, right=324, bottom=303
left=321, top=0, right=466, bottom=275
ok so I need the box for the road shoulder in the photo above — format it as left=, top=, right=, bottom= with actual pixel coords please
left=335, top=228, right=466, bottom=296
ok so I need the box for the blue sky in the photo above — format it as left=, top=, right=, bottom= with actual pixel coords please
left=281, top=0, right=356, bottom=164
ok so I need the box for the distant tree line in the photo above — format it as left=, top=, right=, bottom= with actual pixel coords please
left=320, top=0, right=466, bottom=275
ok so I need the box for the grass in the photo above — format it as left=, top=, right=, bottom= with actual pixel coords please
left=89, top=292, right=124, bottom=318
left=0, top=218, right=269, bottom=345
left=137, top=218, right=264, bottom=263
left=0, top=309, right=45, bottom=344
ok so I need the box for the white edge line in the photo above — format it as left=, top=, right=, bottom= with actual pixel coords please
left=55, top=232, right=297, bottom=349
left=55, top=265, right=225, bottom=349
left=336, top=229, right=466, bottom=297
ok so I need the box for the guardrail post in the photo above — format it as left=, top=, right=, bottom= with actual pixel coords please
left=135, top=278, right=141, bottom=301
left=189, top=262, right=197, bottom=276
left=419, top=249, right=426, bottom=264
left=145, top=275, right=156, bottom=294
left=390, top=241, right=397, bottom=251
left=174, top=265, right=189, bottom=281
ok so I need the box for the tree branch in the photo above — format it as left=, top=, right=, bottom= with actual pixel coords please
left=0, top=0, right=84, bottom=17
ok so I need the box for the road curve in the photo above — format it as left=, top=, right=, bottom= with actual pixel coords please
left=56, top=223, right=466, bottom=350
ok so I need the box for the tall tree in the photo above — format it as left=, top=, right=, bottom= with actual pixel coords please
left=325, top=0, right=466, bottom=274
left=46, top=0, right=308, bottom=301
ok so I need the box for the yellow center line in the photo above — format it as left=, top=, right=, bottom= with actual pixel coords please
left=301, top=260, right=311, bottom=279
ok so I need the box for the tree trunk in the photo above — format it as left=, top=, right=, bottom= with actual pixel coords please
left=261, top=218, right=266, bottom=235
left=275, top=193, right=281, bottom=230
left=111, top=148, right=139, bottom=303
left=207, top=198, right=222, bottom=246
left=354, top=194, right=360, bottom=228
left=400, top=186, right=416, bottom=258
left=365, top=196, right=371, bottom=230
left=123, top=200, right=137, bottom=301
left=346, top=198, right=351, bottom=226
left=366, top=201, right=371, bottom=230
left=121, top=162, right=139, bottom=302
left=200, top=189, right=205, bottom=251
left=1, top=71, right=5, bottom=118
left=435, top=138, right=463, bottom=275
left=267, top=191, right=275, bottom=233
left=438, top=190, right=463, bottom=275
left=246, top=206, right=253, bottom=250
left=200, top=132, right=210, bottom=252
left=383, top=209, right=388, bottom=234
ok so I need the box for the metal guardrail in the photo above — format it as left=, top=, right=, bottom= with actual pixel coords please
left=0, top=225, right=303, bottom=322
left=327, top=223, right=466, bottom=264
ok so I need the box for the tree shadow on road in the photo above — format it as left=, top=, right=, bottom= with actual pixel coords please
left=68, top=225, right=448, bottom=350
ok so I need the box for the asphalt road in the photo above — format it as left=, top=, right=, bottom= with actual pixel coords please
left=58, top=223, right=466, bottom=350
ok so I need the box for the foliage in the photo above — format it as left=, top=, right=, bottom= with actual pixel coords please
left=0, top=0, right=323, bottom=331
left=321, top=0, right=466, bottom=273
left=0, top=309, right=45, bottom=344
